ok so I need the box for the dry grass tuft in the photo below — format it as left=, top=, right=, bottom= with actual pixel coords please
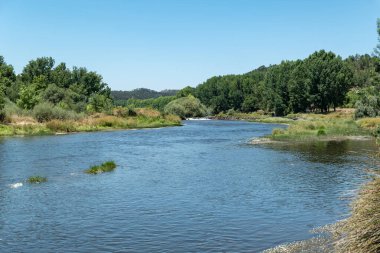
left=334, top=174, right=380, bottom=253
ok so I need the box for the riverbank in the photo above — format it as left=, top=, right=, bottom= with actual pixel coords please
left=0, top=110, right=181, bottom=137
left=214, top=109, right=380, bottom=142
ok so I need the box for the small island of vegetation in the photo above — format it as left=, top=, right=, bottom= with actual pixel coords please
left=27, top=176, right=48, bottom=184
left=85, top=161, right=117, bottom=174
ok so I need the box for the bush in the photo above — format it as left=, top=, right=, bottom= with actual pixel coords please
left=317, top=128, right=326, bottom=136
left=112, top=106, right=137, bottom=117
left=33, top=102, right=83, bottom=122
left=164, top=95, right=208, bottom=119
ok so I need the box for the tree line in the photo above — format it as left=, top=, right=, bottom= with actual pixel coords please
left=185, top=50, right=379, bottom=117
left=111, top=88, right=178, bottom=100
left=0, top=56, right=113, bottom=119
left=2, top=19, right=380, bottom=120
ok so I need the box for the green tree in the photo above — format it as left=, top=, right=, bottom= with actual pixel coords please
left=86, top=93, right=113, bottom=113
left=305, top=50, right=352, bottom=112
left=288, top=61, right=311, bottom=112
left=374, top=18, right=380, bottom=57
left=17, top=84, right=41, bottom=109
left=176, top=86, right=195, bottom=98
left=21, top=57, right=55, bottom=84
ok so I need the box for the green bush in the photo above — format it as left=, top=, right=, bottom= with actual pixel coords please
left=317, top=128, right=326, bottom=136
left=164, top=95, right=208, bottom=119
left=33, top=102, right=83, bottom=122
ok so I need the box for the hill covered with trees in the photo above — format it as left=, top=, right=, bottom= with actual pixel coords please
left=111, top=88, right=178, bottom=100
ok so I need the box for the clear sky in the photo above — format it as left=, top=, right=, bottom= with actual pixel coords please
left=0, top=0, right=379, bottom=91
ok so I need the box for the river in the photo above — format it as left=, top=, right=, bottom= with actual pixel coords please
left=0, top=120, right=376, bottom=252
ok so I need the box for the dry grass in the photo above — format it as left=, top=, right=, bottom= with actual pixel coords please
left=356, top=117, right=380, bottom=130
left=334, top=174, right=380, bottom=253
left=135, top=108, right=161, bottom=118
left=0, top=110, right=181, bottom=136
left=8, top=115, right=38, bottom=125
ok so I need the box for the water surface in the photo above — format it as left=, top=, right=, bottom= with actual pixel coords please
left=0, top=120, right=375, bottom=252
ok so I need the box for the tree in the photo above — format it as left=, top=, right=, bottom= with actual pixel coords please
left=20, top=57, right=55, bottom=84
left=86, top=93, right=112, bottom=113
left=304, top=50, right=352, bottom=112
left=176, top=86, right=195, bottom=98
left=17, top=84, right=40, bottom=109
left=374, top=18, right=380, bottom=57
left=288, top=61, right=311, bottom=112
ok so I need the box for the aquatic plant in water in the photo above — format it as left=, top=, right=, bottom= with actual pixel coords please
left=85, top=161, right=117, bottom=174
left=27, top=176, right=47, bottom=184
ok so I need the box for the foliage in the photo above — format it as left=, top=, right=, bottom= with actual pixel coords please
left=33, top=102, right=83, bottom=122
left=85, top=161, right=117, bottom=174
left=374, top=18, right=380, bottom=57
left=86, top=93, right=113, bottom=113
left=193, top=51, right=354, bottom=115
left=164, top=95, right=208, bottom=119
left=176, top=86, right=195, bottom=98
left=27, top=176, right=48, bottom=184
left=116, top=96, right=176, bottom=111
left=112, top=106, right=137, bottom=117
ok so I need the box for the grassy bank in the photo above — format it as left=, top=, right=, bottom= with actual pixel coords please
left=216, top=109, right=380, bottom=141
left=0, top=108, right=181, bottom=137
left=334, top=172, right=380, bottom=253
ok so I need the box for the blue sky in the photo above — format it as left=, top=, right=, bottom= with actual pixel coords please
left=0, top=0, right=379, bottom=90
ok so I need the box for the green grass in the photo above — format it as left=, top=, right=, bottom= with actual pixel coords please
left=85, top=161, right=117, bottom=174
left=269, top=118, right=368, bottom=141
left=27, top=176, right=48, bottom=184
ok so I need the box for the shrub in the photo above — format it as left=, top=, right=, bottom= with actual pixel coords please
left=112, top=106, right=137, bottom=117
left=317, top=128, right=326, bottom=136
left=85, top=161, right=117, bottom=174
left=164, top=95, right=208, bottom=119
left=33, top=102, right=55, bottom=122
left=33, top=102, right=83, bottom=122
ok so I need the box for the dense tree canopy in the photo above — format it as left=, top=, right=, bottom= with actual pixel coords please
left=0, top=56, right=112, bottom=113
left=190, top=50, right=356, bottom=116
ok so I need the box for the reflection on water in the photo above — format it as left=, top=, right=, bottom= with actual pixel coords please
left=264, top=139, right=376, bottom=164
left=0, top=120, right=376, bottom=252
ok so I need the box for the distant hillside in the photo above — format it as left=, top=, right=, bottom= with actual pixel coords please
left=111, top=88, right=178, bottom=100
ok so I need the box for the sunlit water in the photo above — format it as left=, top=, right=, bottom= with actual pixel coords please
left=0, top=120, right=376, bottom=252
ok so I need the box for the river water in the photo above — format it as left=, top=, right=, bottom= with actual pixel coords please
left=0, top=120, right=376, bottom=252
